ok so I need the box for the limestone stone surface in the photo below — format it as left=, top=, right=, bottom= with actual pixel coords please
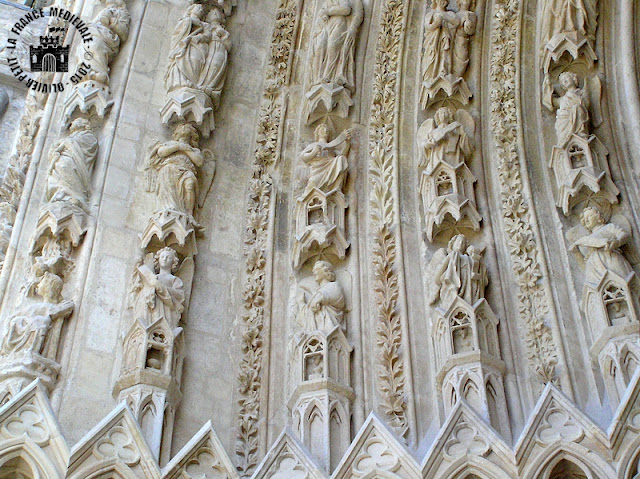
left=0, top=0, right=639, bottom=477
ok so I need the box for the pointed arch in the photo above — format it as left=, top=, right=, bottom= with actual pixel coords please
left=437, top=455, right=514, bottom=479
left=521, top=443, right=616, bottom=479
left=0, top=440, right=61, bottom=479
left=67, top=460, right=140, bottom=479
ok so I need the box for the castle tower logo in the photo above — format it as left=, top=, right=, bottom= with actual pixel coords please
left=4, top=8, right=94, bottom=93
left=29, top=33, right=70, bottom=73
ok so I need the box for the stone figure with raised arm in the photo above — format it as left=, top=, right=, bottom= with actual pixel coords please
left=46, top=118, right=99, bottom=210
left=550, top=72, right=590, bottom=146
left=131, top=247, right=185, bottom=328
left=310, top=0, right=364, bottom=92
left=146, top=123, right=205, bottom=216
left=299, top=124, right=351, bottom=193
left=427, top=234, right=487, bottom=309
left=0, top=273, right=73, bottom=357
left=296, top=261, right=346, bottom=333
left=418, top=106, right=474, bottom=170
left=570, top=207, right=634, bottom=286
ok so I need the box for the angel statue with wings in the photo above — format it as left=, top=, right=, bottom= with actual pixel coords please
left=569, top=207, right=634, bottom=288
left=418, top=106, right=474, bottom=170
left=130, top=247, right=185, bottom=328
left=146, top=123, right=214, bottom=217
left=298, top=123, right=351, bottom=194
left=427, top=234, right=487, bottom=310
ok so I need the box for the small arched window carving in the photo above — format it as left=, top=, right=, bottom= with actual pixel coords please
left=303, top=338, right=325, bottom=381
left=436, top=170, right=454, bottom=196
left=451, top=311, right=473, bottom=354
left=603, top=283, right=629, bottom=326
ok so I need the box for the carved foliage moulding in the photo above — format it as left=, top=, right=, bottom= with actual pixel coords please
left=489, top=0, right=559, bottom=384
left=368, top=0, right=410, bottom=440
left=236, top=0, right=299, bottom=475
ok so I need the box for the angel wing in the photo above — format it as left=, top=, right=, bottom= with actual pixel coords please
left=586, top=75, right=603, bottom=128
left=144, top=140, right=163, bottom=193
left=197, top=149, right=216, bottom=209
left=455, top=109, right=475, bottom=137
left=566, top=222, right=589, bottom=253
left=176, top=256, right=194, bottom=317
left=417, top=119, right=436, bottom=167
left=426, top=247, right=448, bottom=305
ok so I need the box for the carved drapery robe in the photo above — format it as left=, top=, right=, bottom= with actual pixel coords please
left=420, top=120, right=472, bottom=169
left=555, top=86, right=590, bottom=146
left=132, top=262, right=185, bottom=328
left=147, top=140, right=204, bottom=216
left=572, top=223, right=634, bottom=287
left=452, top=9, right=476, bottom=79
left=432, top=249, right=474, bottom=307
left=299, top=132, right=349, bottom=193
left=0, top=301, right=73, bottom=356
left=542, top=0, right=596, bottom=43
left=46, top=127, right=98, bottom=208
left=198, top=20, right=230, bottom=103
left=298, top=280, right=345, bottom=333
left=165, top=7, right=211, bottom=92
left=422, top=7, right=457, bottom=85
left=310, top=0, right=363, bottom=91
left=80, top=2, right=130, bottom=85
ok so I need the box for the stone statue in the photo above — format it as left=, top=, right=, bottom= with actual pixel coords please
left=418, top=107, right=473, bottom=170
left=296, top=261, right=345, bottom=333
left=422, top=0, right=458, bottom=86
left=553, top=72, right=590, bottom=146
left=310, top=0, right=363, bottom=93
left=146, top=123, right=205, bottom=216
left=0, top=272, right=73, bottom=357
left=453, top=0, right=476, bottom=79
left=79, top=0, right=131, bottom=86
left=570, top=207, right=634, bottom=287
left=165, top=3, right=211, bottom=93
left=299, top=124, right=351, bottom=193
left=541, top=0, right=597, bottom=48
left=427, top=234, right=487, bottom=309
left=131, top=247, right=185, bottom=328
left=199, top=8, right=230, bottom=107
left=46, top=118, right=98, bottom=209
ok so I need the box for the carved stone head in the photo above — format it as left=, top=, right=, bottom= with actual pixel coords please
left=580, top=206, right=605, bottom=232
left=448, top=234, right=468, bottom=253
left=458, top=0, right=472, bottom=11
left=314, top=123, right=330, bottom=143
left=431, top=0, right=448, bottom=10
left=187, top=2, right=205, bottom=19
left=434, top=106, right=454, bottom=127
left=36, top=272, right=64, bottom=304
left=559, top=72, right=579, bottom=90
left=155, top=247, right=180, bottom=273
left=173, top=123, right=200, bottom=147
left=313, top=260, right=336, bottom=283
left=69, top=117, right=92, bottom=133
left=207, top=6, right=225, bottom=26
